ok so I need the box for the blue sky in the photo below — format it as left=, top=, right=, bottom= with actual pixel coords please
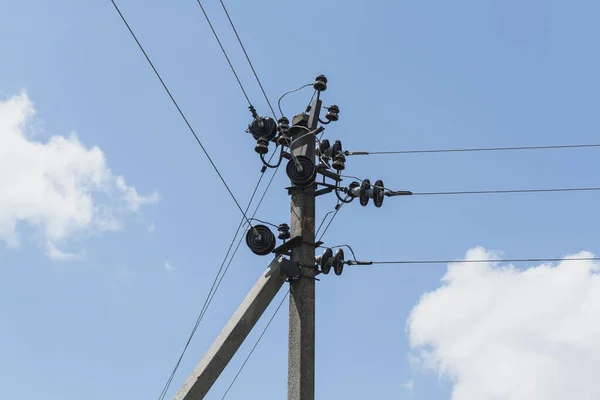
left=1, top=1, right=600, bottom=399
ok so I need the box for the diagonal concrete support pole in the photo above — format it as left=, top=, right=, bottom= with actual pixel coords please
left=174, top=256, right=286, bottom=400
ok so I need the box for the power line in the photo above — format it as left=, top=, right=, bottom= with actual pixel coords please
left=317, top=203, right=345, bottom=242
left=412, top=187, right=600, bottom=196
left=110, top=0, right=252, bottom=227
left=157, top=156, right=280, bottom=400
left=356, top=257, right=600, bottom=265
left=278, top=83, right=313, bottom=117
left=192, top=0, right=252, bottom=106
left=316, top=210, right=336, bottom=238
left=221, top=290, right=289, bottom=399
left=217, top=0, right=278, bottom=119
left=345, top=143, right=600, bottom=156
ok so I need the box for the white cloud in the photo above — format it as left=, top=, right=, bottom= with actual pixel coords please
left=407, top=246, right=600, bottom=400
left=0, top=91, right=158, bottom=256
left=402, top=379, right=415, bottom=391
left=148, top=222, right=156, bottom=233
left=164, top=261, right=175, bottom=272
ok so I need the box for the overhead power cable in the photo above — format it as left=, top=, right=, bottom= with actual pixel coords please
left=351, top=257, right=600, bottom=266
left=157, top=154, right=280, bottom=400
left=411, top=187, right=600, bottom=197
left=345, top=143, right=600, bottom=156
left=318, top=203, right=346, bottom=242
left=216, top=0, right=278, bottom=119
left=110, top=0, right=252, bottom=227
left=221, top=290, right=289, bottom=399
left=278, top=83, right=313, bottom=117
left=192, top=0, right=252, bottom=106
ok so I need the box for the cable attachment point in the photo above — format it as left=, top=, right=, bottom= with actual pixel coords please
left=277, top=117, right=291, bottom=146
left=345, top=179, right=385, bottom=207
left=245, top=224, right=276, bottom=256
left=315, top=247, right=344, bottom=276
left=248, top=105, right=259, bottom=120
left=286, top=155, right=316, bottom=187
left=314, top=75, right=328, bottom=92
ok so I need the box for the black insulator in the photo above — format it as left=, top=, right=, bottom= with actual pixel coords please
left=314, top=75, right=328, bottom=92
left=333, top=248, right=344, bottom=276
left=254, top=138, right=269, bottom=154
left=248, top=116, right=277, bottom=141
left=325, top=105, right=339, bottom=122
left=277, top=134, right=290, bottom=146
left=286, top=155, right=316, bottom=187
left=319, top=139, right=331, bottom=156
left=359, top=179, right=371, bottom=206
left=332, top=153, right=346, bottom=171
left=373, top=179, right=385, bottom=208
left=319, top=247, right=333, bottom=275
left=278, top=117, right=290, bottom=135
left=332, top=140, right=343, bottom=156
left=348, top=181, right=361, bottom=197
left=246, top=224, right=276, bottom=256
left=277, top=223, right=291, bottom=240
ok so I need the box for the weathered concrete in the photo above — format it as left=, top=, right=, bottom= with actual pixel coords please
left=174, top=256, right=286, bottom=400
left=288, top=96, right=320, bottom=400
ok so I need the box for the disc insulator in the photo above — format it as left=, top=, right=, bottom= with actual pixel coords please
left=286, top=155, right=316, bottom=187
left=245, top=224, right=276, bottom=256
left=320, top=247, right=333, bottom=275
left=333, top=249, right=344, bottom=276
left=373, top=179, right=385, bottom=208
left=248, top=117, right=277, bottom=141
left=359, top=179, right=371, bottom=206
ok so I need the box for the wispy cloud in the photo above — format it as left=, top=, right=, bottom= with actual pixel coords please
left=164, top=261, right=175, bottom=272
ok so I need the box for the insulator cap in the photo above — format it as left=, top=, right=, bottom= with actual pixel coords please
left=277, top=223, right=291, bottom=240
left=332, top=153, right=346, bottom=171
left=314, top=75, right=328, bottom=92
left=254, top=138, right=269, bottom=154
left=325, top=105, right=339, bottom=122
left=373, top=179, right=385, bottom=208
left=320, top=248, right=333, bottom=274
left=333, top=249, right=345, bottom=276
left=359, top=179, right=371, bottom=206
left=319, top=139, right=331, bottom=156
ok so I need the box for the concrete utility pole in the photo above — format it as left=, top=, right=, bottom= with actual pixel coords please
left=288, top=96, right=321, bottom=400
left=175, top=76, right=332, bottom=400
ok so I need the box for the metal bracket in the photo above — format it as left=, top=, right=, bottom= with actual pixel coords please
left=316, top=167, right=342, bottom=182
left=286, top=183, right=318, bottom=195
left=315, top=187, right=335, bottom=197
left=273, top=236, right=303, bottom=255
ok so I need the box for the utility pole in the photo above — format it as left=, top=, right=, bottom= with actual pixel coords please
left=287, top=93, right=321, bottom=400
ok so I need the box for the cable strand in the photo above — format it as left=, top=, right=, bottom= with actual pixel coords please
left=221, top=290, right=289, bottom=399
left=217, top=0, right=278, bottom=119
left=110, top=0, right=252, bottom=227
left=346, top=143, right=600, bottom=156
left=193, top=0, right=252, bottom=105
